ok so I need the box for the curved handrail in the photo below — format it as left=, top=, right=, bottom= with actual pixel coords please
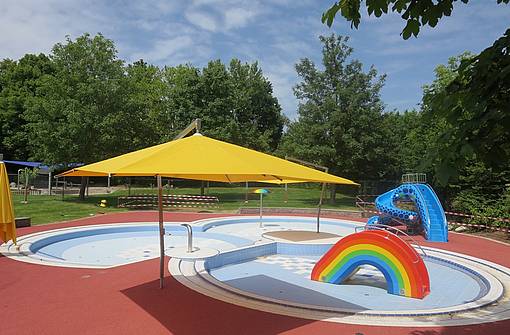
left=180, top=224, right=193, bottom=253
left=356, top=223, right=427, bottom=257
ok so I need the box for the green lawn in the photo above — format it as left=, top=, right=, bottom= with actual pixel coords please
left=13, top=186, right=357, bottom=225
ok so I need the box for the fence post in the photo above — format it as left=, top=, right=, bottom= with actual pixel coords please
left=48, top=171, right=52, bottom=195
left=23, top=168, right=29, bottom=203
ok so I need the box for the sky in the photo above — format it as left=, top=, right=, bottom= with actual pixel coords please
left=0, top=0, right=508, bottom=119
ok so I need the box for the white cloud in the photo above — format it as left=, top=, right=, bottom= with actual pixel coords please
left=1, top=0, right=508, bottom=118
left=0, top=0, right=109, bottom=59
left=185, top=0, right=262, bottom=33
left=130, top=36, right=195, bottom=63
left=261, top=57, right=300, bottom=119
left=185, top=10, right=218, bottom=32
left=224, top=8, right=258, bottom=29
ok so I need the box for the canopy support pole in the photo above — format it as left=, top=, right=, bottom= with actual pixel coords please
left=317, top=182, right=326, bottom=233
left=157, top=175, right=165, bottom=289
left=286, top=156, right=329, bottom=233
left=174, top=119, right=201, bottom=140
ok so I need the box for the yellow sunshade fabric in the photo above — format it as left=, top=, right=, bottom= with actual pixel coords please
left=0, top=162, right=16, bottom=244
left=59, top=134, right=358, bottom=185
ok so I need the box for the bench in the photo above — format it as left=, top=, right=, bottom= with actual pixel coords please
left=117, top=194, right=219, bottom=209
left=15, top=217, right=31, bottom=228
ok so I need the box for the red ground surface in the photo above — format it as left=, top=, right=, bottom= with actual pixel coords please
left=1, top=212, right=509, bottom=335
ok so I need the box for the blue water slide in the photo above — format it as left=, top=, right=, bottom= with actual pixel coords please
left=367, top=183, right=448, bottom=242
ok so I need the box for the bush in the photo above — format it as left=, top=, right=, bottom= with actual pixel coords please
left=451, top=186, right=510, bottom=229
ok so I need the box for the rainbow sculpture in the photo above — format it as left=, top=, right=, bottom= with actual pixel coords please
left=311, top=230, right=430, bottom=299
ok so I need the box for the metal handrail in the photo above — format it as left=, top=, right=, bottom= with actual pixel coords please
left=180, top=224, right=193, bottom=253
left=401, top=173, right=427, bottom=184
left=356, top=223, right=427, bottom=257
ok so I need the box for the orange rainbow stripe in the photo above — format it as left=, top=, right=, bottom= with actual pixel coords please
left=311, top=230, right=430, bottom=299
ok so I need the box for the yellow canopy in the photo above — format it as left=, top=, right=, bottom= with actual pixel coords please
left=58, top=133, right=357, bottom=289
left=59, top=134, right=357, bottom=185
left=0, top=162, right=16, bottom=244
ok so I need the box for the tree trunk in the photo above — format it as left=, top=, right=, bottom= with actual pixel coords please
left=79, top=176, right=88, bottom=200
left=329, top=183, right=337, bottom=204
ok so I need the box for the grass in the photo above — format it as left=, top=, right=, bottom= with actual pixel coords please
left=12, top=194, right=126, bottom=225
left=13, top=186, right=357, bottom=225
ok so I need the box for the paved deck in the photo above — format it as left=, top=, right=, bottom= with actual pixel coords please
left=1, top=211, right=510, bottom=335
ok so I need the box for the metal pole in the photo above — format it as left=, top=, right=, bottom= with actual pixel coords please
left=107, top=173, right=111, bottom=193
left=284, top=183, right=288, bottom=203
left=17, top=169, right=23, bottom=190
left=245, top=181, right=249, bottom=203
left=157, top=175, right=165, bottom=289
left=259, top=192, right=263, bottom=228
left=181, top=224, right=193, bottom=253
left=174, top=118, right=202, bottom=140
left=317, top=182, right=326, bottom=233
left=62, top=177, right=65, bottom=201
left=48, top=171, right=52, bottom=195
left=23, top=168, right=29, bottom=203
left=285, top=156, right=329, bottom=233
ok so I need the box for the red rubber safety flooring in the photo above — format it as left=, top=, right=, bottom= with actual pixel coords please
left=1, top=212, right=510, bottom=335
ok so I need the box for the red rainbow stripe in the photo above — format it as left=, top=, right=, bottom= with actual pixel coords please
left=311, top=230, right=430, bottom=299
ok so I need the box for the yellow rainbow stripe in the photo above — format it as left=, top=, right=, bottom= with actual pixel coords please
left=319, top=244, right=412, bottom=296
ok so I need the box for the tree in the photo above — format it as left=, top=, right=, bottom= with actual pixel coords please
left=429, top=30, right=510, bottom=184
left=123, top=60, right=166, bottom=149
left=224, top=59, right=284, bottom=152
left=323, top=0, right=509, bottom=39
left=159, top=59, right=285, bottom=152
left=402, top=53, right=510, bottom=208
left=416, top=53, right=472, bottom=185
left=25, top=33, right=127, bottom=199
left=19, top=167, right=39, bottom=204
left=159, top=64, right=203, bottom=140
left=279, top=34, right=386, bottom=201
left=323, top=0, right=510, bottom=185
left=197, top=60, right=235, bottom=141
left=0, top=54, right=54, bottom=160
left=379, top=109, right=422, bottom=178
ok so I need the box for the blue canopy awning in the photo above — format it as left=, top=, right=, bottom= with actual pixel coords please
left=3, top=160, right=49, bottom=170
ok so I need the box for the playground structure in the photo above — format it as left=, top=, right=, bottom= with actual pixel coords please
left=311, top=229, right=430, bottom=299
left=367, top=173, right=448, bottom=242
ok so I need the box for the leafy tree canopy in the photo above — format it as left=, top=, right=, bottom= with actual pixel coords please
left=323, top=0, right=509, bottom=39
left=279, top=34, right=387, bottom=199
left=159, top=59, right=285, bottom=152
left=426, top=30, right=510, bottom=184
left=8, top=33, right=284, bottom=171
left=0, top=54, right=54, bottom=160
left=25, top=33, right=127, bottom=166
